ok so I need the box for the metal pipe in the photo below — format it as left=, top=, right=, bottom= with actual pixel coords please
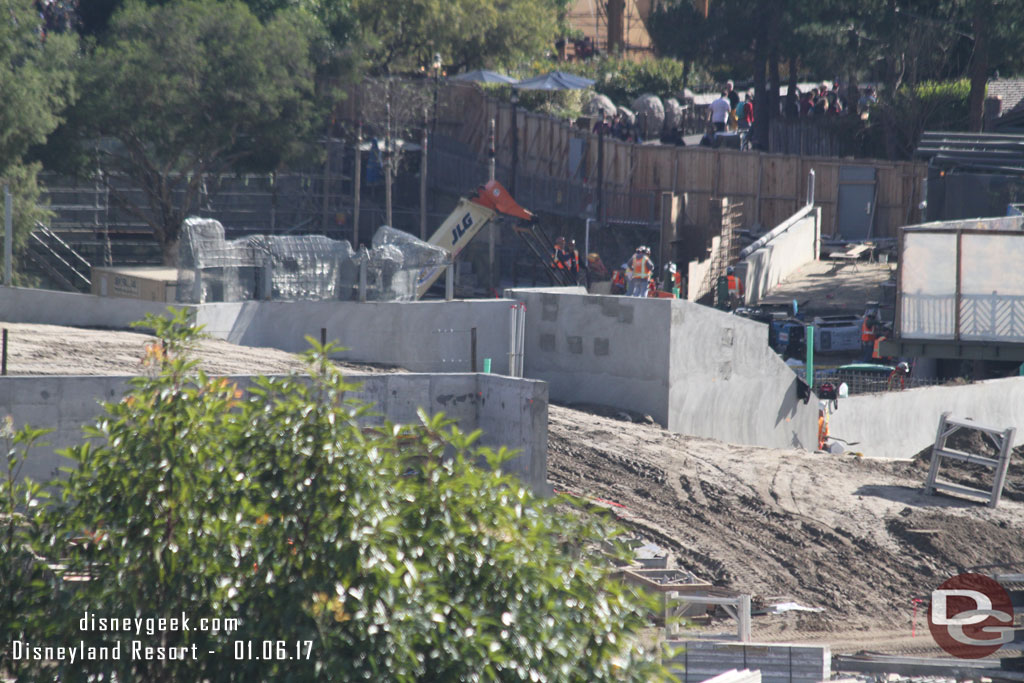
left=420, top=112, right=428, bottom=240
left=353, top=122, right=362, bottom=247
left=805, top=325, right=814, bottom=388
left=597, top=125, right=605, bottom=225
left=584, top=218, right=593, bottom=265
left=358, top=258, right=367, bottom=302
left=508, top=304, right=516, bottom=375
left=470, top=327, right=477, bottom=372
left=4, top=183, right=12, bottom=286
left=445, top=262, right=453, bottom=301
left=806, top=168, right=815, bottom=206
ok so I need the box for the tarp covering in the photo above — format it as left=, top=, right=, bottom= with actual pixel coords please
left=176, top=218, right=448, bottom=303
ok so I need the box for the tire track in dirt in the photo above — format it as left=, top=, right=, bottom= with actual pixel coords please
left=547, top=403, right=1024, bottom=641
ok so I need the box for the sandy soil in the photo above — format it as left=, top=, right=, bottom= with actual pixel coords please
left=0, top=322, right=400, bottom=376
left=547, top=403, right=1024, bottom=655
left=5, top=321, right=1024, bottom=656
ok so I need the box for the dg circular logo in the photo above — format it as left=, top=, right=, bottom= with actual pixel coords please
left=928, top=573, right=1014, bottom=658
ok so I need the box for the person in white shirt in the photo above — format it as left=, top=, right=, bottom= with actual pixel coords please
left=709, top=91, right=730, bottom=132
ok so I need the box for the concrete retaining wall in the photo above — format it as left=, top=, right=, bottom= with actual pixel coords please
left=667, top=302, right=818, bottom=449
left=0, top=372, right=549, bottom=494
left=507, top=290, right=672, bottom=424
left=507, top=290, right=818, bottom=450
left=0, top=288, right=520, bottom=376
left=830, top=376, right=1024, bottom=460
left=743, top=207, right=820, bottom=305
left=687, top=235, right=721, bottom=302
left=0, top=286, right=183, bottom=329
left=195, top=300, right=519, bottom=374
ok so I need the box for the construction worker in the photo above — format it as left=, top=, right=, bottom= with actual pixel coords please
left=626, top=246, right=654, bottom=297
left=566, top=239, right=580, bottom=275
left=887, top=361, right=910, bottom=391
left=726, top=266, right=743, bottom=308
left=610, top=269, right=627, bottom=295
left=860, top=312, right=877, bottom=361
left=552, top=237, right=568, bottom=272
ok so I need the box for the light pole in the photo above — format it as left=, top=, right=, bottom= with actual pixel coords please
left=510, top=90, right=519, bottom=196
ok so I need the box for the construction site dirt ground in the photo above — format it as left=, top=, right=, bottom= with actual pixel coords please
left=6, top=321, right=1024, bottom=658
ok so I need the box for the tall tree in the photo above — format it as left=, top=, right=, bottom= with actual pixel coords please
left=70, top=0, right=322, bottom=264
left=0, top=0, right=77, bottom=279
left=964, top=0, right=1024, bottom=131
left=352, top=0, right=564, bottom=74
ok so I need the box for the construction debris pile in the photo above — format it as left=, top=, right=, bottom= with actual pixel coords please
left=175, top=218, right=448, bottom=304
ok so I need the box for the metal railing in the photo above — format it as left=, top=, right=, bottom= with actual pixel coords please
left=814, top=368, right=945, bottom=396
left=900, top=293, right=1024, bottom=342
left=27, top=223, right=92, bottom=292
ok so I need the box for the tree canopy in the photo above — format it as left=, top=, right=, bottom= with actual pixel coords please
left=649, top=0, right=1024, bottom=147
left=0, top=0, right=76, bottom=278
left=2, top=310, right=670, bottom=681
left=351, top=0, right=567, bottom=74
left=69, top=0, right=322, bottom=263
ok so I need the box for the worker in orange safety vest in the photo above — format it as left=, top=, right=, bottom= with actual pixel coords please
left=626, top=246, right=654, bottom=297
left=860, top=312, right=877, bottom=361
left=611, top=269, right=627, bottom=295
left=726, top=266, right=743, bottom=307
left=551, top=237, right=567, bottom=271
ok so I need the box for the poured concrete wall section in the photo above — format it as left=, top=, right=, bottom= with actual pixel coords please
left=0, top=286, right=184, bottom=330
left=829, top=376, right=1024, bottom=460
left=194, top=300, right=517, bottom=375
left=687, top=235, right=721, bottom=302
left=507, top=290, right=672, bottom=424
left=0, top=372, right=549, bottom=494
left=506, top=290, right=818, bottom=450
left=0, top=289, right=518, bottom=376
left=667, top=301, right=818, bottom=450
left=743, top=207, right=820, bottom=305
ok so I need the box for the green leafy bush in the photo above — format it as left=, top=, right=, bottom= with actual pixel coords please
left=2, top=309, right=669, bottom=682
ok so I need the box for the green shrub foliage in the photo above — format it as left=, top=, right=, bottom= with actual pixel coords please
left=1, top=309, right=668, bottom=682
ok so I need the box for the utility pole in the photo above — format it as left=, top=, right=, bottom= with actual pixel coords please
left=353, top=122, right=362, bottom=248
left=488, top=117, right=496, bottom=290
left=322, top=121, right=331, bottom=233
left=4, top=183, right=12, bottom=286
left=385, top=82, right=393, bottom=227
left=597, top=121, right=605, bottom=226
left=420, top=110, right=428, bottom=240
left=510, top=91, right=520, bottom=195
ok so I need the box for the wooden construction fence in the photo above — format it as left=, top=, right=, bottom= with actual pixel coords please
left=436, top=84, right=926, bottom=238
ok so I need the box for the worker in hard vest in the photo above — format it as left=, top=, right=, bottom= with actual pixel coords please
left=626, top=246, right=654, bottom=297
left=860, top=312, right=877, bottom=361
left=726, top=266, right=743, bottom=308
left=551, top=236, right=567, bottom=271
left=611, top=269, right=627, bottom=295
left=566, top=239, right=580, bottom=274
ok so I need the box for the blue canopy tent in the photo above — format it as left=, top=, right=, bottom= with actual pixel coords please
left=512, top=71, right=595, bottom=91
left=449, top=69, right=518, bottom=85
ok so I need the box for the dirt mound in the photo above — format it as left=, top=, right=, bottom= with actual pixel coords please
left=896, top=432, right=1024, bottom=503
left=546, top=404, right=1024, bottom=647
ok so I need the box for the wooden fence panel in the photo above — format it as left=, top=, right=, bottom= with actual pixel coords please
left=337, top=82, right=927, bottom=237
